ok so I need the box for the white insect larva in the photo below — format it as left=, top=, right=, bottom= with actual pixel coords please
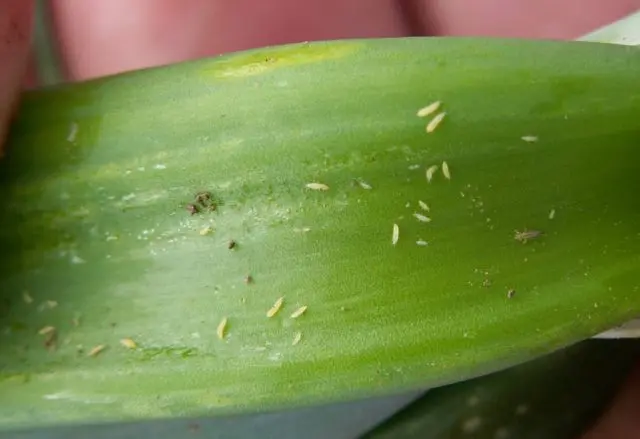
left=426, top=165, right=439, bottom=182
left=418, top=200, right=430, bottom=211
left=357, top=180, right=372, bottom=190
left=267, top=297, right=285, bottom=318
left=426, top=111, right=447, bottom=133
left=120, top=338, right=137, bottom=349
left=217, top=317, right=228, bottom=340
left=514, top=229, right=542, bottom=244
left=38, top=326, right=56, bottom=335
left=392, top=223, right=400, bottom=246
left=416, top=240, right=428, bottom=246
left=413, top=213, right=431, bottom=223
left=292, top=332, right=302, bottom=346
left=548, top=209, right=556, bottom=220
left=442, top=161, right=451, bottom=180
left=88, top=344, right=106, bottom=357
left=22, top=291, right=33, bottom=304
left=305, top=183, right=329, bottom=191
left=462, top=416, right=483, bottom=434
left=67, top=122, right=78, bottom=142
left=199, top=226, right=213, bottom=236
left=416, top=101, right=441, bottom=118
left=521, top=135, right=538, bottom=143
left=290, top=305, right=308, bottom=319
left=70, top=255, right=85, bottom=265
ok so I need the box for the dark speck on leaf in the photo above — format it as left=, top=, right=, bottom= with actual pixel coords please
left=186, top=204, right=199, bottom=215
left=44, top=331, right=57, bottom=351
left=195, top=192, right=211, bottom=205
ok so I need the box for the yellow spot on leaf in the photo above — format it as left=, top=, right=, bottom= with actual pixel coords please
left=38, top=326, right=56, bottom=335
left=199, top=226, right=214, bottom=236
left=207, top=41, right=361, bottom=79
left=88, top=344, right=106, bottom=357
left=120, top=338, right=137, bottom=349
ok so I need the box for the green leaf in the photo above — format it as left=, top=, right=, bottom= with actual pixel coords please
left=1, top=37, right=639, bottom=429
left=3, top=389, right=423, bottom=439
left=364, top=339, right=640, bottom=439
